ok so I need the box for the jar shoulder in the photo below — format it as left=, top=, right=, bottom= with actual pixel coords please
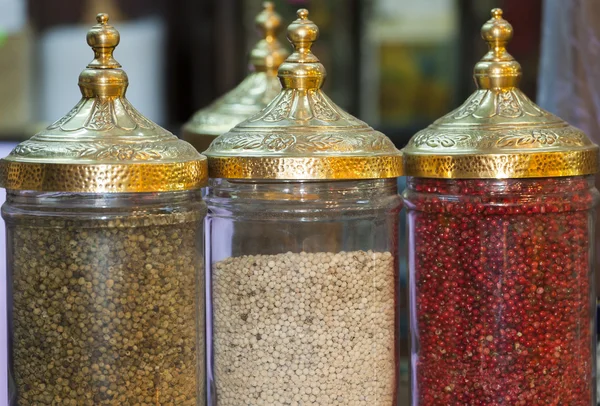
left=2, top=190, right=207, bottom=226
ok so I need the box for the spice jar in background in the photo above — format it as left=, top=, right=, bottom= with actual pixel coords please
left=204, top=9, right=403, bottom=405
left=0, top=14, right=208, bottom=405
left=403, top=9, right=599, bottom=406
left=182, top=1, right=289, bottom=153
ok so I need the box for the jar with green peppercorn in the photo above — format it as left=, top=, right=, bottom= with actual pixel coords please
left=0, top=14, right=208, bottom=405
left=403, top=9, right=599, bottom=406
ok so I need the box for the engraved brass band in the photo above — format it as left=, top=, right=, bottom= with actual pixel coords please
left=404, top=149, right=598, bottom=179
left=0, top=159, right=208, bottom=193
left=207, top=155, right=402, bottom=180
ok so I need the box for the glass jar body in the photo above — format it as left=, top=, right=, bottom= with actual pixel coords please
left=405, top=176, right=599, bottom=405
left=3, top=190, right=206, bottom=406
left=206, top=178, right=402, bottom=405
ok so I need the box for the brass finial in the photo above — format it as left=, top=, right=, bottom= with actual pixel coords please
left=250, top=2, right=289, bottom=72
left=79, top=13, right=128, bottom=98
left=86, top=13, right=121, bottom=69
left=474, top=8, right=521, bottom=89
left=256, top=2, right=280, bottom=42
left=287, top=9, right=318, bottom=58
left=277, top=8, right=326, bottom=89
left=481, top=9, right=513, bottom=50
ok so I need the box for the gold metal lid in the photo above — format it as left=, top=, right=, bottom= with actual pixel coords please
left=183, top=2, right=289, bottom=140
left=0, top=14, right=207, bottom=193
left=204, top=9, right=402, bottom=180
left=403, top=8, right=598, bottom=179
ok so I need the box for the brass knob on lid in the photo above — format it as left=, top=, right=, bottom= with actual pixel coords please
left=79, top=13, right=128, bottom=98
left=251, top=2, right=288, bottom=73
left=86, top=13, right=121, bottom=68
left=278, top=9, right=326, bottom=89
left=474, top=8, right=522, bottom=89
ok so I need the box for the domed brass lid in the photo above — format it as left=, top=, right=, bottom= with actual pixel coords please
left=0, top=14, right=207, bottom=193
left=403, top=8, right=598, bottom=179
left=183, top=2, right=289, bottom=141
left=205, top=9, right=402, bottom=180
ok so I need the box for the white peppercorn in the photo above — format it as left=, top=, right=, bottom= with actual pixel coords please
left=213, top=250, right=396, bottom=405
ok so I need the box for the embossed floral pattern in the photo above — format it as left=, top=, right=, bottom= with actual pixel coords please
left=87, top=100, right=114, bottom=130
left=208, top=130, right=398, bottom=155
left=496, top=129, right=559, bottom=147
left=411, top=131, right=470, bottom=148
left=261, top=91, right=294, bottom=122
left=92, top=145, right=163, bottom=160
left=495, top=128, right=587, bottom=148
left=295, top=133, right=345, bottom=152
left=121, top=100, right=155, bottom=130
left=496, top=90, right=521, bottom=118
left=452, top=92, right=485, bottom=120
left=309, top=90, right=339, bottom=121
left=47, top=101, right=85, bottom=130
left=7, top=140, right=194, bottom=162
left=10, top=143, right=46, bottom=157
left=263, top=134, right=296, bottom=151
left=211, top=134, right=265, bottom=151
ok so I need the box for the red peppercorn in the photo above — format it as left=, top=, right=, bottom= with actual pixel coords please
left=405, top=176, right=598, bottom=405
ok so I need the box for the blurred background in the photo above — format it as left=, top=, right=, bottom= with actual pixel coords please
left=0, top=0, right=542, bottom=145
left=0, top=0, right=545, bottom=404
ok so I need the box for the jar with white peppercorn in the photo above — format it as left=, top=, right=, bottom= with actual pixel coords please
left=403, top=9, right=599, bottom=405
left=0, top=14, right=208, bottom=405
left=203, top=9, right=403, bottom=406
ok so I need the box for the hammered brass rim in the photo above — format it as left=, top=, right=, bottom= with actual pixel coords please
left=207, top=155, right=402, bottom=180
left=0, top=160, right=208, bottom=192
left=404, top=149, right=598, bottom=179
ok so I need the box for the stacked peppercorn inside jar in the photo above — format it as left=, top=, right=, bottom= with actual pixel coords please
left=403, top=9, right=599, bottom=406
left=182, top=2, right=289, bottom=153
left=0, top=15, right=208, bottom=405
left=204, top=9, right=403, bottom=406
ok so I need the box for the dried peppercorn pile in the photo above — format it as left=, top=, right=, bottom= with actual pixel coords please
left=407, top=177, right=596, bottom=406
left=9, top=212, right=203, bottom=406
left=212, top=250, right=397, bottom=405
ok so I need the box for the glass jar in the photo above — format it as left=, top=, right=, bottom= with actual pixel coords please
left=203, top=9, right=404, bottom=405
left=401, top=8, right=600, bottom=405
left=206, top=178, right=401, bottom=405
left=4, top=191, right=206, bottom=405
left=0, top=14, right=209, bottom=405
left=405, top=176, right=598, bottom=404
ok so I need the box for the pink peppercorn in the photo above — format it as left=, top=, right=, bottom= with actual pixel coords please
left=405, top=176, right=598, bottom=405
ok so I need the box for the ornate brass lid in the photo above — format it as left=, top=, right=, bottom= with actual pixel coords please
left=403, top=8, right=598, bottom=179
left=0, top=14, right=207, bottom=193
left=183, top=2, right=289, bottom=141
left=204, top=9, right=402, bottom=180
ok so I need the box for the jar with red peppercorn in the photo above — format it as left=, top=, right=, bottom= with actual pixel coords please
left=403, top=8, right=599, bottom=406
